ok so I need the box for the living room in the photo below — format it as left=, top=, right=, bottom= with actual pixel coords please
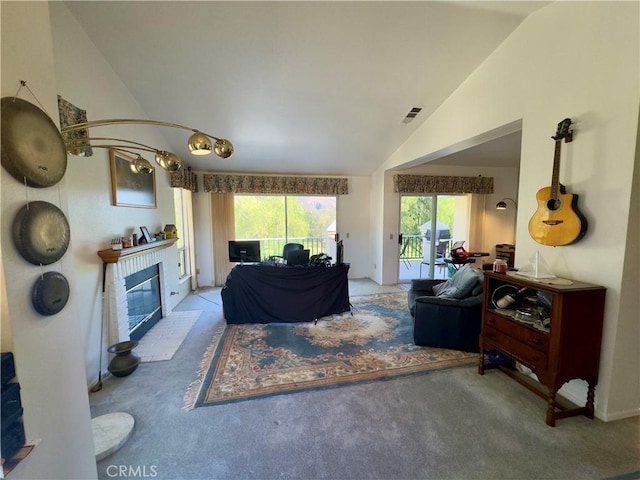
left=1, top=2, right=638, bottom=479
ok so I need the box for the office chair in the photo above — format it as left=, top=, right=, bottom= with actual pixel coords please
left=282, top=243, right=304, bottom=258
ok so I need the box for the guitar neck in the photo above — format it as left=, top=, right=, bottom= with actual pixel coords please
left=550, top=139, right=562, bottom=199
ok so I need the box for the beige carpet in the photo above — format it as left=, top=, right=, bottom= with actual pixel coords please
left=136, top=310, right=202, bottom=362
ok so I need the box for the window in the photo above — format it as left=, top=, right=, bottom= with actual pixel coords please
left=173, top=188, right=194, bottom=279
left=234, top=195, right=336, bottom=258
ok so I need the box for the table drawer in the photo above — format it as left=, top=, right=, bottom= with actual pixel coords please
left=483, top=326, right=548, bottom=371
left=485, top=311, right=549, bottom=353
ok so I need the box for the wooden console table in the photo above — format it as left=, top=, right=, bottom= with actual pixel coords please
left=479, top=271, right=605, bottom=426
left=97, top=238, right=177, bottom=263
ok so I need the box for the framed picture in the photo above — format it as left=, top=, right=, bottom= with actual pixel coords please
left=110, top=150, right=156, bottom=208
left=140, top=226, right=153, bottom=244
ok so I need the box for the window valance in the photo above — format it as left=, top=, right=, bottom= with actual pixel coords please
left=203, top=174, right=348, bottom=195
left=393, top=174, right=493, bottom=194
left=170, top=168, right=198, bottom=192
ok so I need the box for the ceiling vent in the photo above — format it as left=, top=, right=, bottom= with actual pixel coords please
left=402, top=107, right=422, bottom=124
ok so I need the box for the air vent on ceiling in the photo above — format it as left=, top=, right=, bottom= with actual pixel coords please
left=402, top=107, right=422, bottom=124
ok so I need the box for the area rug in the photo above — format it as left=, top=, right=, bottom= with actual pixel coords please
left=185, top=293, right=476, bottom=408
left=136, top=310, right=202, bottom=362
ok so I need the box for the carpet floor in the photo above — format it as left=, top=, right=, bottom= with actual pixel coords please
left=187, top=293, right=476, bottom=408
left=89, top=281, right=640, bottom=480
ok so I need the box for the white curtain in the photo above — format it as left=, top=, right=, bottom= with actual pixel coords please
left=210, top=193, right=236, bottom=286
left=467, top=193, right=486, bottom=254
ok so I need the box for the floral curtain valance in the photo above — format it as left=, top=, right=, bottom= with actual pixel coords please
left=393, top=174, right=493, bottom=194
left=203, top=174, right=348, bottom=195
left=170, top=168, right=198, bottom=192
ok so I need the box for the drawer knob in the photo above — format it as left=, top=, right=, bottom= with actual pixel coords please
left=532, top=338, right=542, bottom=345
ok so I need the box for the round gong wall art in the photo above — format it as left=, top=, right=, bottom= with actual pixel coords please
left=12, top=201, right=71, bottom=266
left=31, top=271, right=70, bottom=316
left=1, top=97, right=67, bottom=188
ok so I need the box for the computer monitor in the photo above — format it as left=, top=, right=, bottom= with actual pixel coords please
left=228, top=240, right=261, bottom=263
left=286, top=249, right=310, bottom=266
left=336, top=240, right=344, bottom=265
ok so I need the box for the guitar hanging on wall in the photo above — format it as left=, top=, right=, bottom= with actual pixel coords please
left=528, top=118, right=588, bottom=246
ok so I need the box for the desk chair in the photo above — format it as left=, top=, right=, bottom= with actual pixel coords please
left=282, top=243, right=304, bottom=258
left=269, top=243, right=304, bottom=264
left=420, top=259, right=447, bottom=278
left=420, top=240, right=449, bottom=278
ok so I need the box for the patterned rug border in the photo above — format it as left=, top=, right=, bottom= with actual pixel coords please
left=183, top=292, right=477, bottom=409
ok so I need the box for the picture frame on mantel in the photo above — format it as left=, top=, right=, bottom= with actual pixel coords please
left=109, top=150, right=156, bottom=208
left=140, top=226, right=153, bottom=244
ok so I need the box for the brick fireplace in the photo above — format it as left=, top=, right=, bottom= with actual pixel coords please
left=100, top=240, right=176, bottom=346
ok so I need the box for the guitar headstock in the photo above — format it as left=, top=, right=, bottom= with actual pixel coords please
left=552, top=118, right=573, bottom=141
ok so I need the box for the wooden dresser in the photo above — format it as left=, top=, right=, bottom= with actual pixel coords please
left=479, top=271, right=606, bottom=426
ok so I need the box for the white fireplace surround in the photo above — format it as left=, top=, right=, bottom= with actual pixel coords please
left=104, top=248, right=173, bottom=346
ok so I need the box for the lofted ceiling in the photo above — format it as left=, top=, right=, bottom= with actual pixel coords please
left=63, top=1, right=547, bottom=175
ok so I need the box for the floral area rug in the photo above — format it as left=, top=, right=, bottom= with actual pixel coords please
left=185, top=292, right=477, bottom=408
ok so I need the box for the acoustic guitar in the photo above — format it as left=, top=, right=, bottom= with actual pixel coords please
left=528, top=118, right=588, bottom=246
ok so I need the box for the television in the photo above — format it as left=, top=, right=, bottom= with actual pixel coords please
left=286, top=249, right=310, bottom=266
left=228, top=240, right=261, bottom=263
left=336, top=240, right=344, bottom=265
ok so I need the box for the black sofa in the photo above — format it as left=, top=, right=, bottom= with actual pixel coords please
left=407, top=271, right=483, bottom=353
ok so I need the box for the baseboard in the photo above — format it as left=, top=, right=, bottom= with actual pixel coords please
left=599, top=407, right=640, bottom=422
left=559, top=381, right=640, bottom=422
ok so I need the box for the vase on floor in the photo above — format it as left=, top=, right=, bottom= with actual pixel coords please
left=107, top=341, right=140, bottom=377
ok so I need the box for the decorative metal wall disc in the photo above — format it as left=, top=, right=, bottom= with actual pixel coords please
left=12, top=201, right=70, bottom=265
left=31, top=271, right=70, bottom=316
left=1, top=97, right=67, bottom=187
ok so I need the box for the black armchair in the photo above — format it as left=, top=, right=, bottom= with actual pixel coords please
left=407, top=277, right=483, bottom=353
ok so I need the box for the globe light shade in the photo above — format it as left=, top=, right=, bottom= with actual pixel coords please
left=188, top=131, right=213, bottom=155
left=131, top=156, right=154, bottom=174
left=155, top=151, right=183, bottom=171
left=214, top=138, right=234, bottom=158
left=496, top=198, right=517, bottom=210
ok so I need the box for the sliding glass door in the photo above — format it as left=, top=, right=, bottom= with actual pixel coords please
left=399, top=194, right=470, bottom=281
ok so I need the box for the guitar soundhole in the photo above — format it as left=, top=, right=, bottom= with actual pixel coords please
left=546, top=198, right=562, bottom=212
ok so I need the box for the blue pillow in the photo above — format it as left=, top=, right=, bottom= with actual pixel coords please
left=432, top=264, right=482, bottom=299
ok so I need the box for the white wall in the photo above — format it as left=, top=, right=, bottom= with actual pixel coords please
left=335, top=175, right=370, bottom=279
left=1, top=6, right=196, bottom=477
left=48, top=3, right=188, bottom=387
left=372, top=2, right=640, bottom=420
left=0, top=3, right=96, bottom=478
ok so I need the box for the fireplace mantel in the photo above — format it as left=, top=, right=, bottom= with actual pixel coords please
left=97, top=238, right=177, bottom=264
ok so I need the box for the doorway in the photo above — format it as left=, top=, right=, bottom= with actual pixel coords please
left=398, top=194, right=470, bottom=283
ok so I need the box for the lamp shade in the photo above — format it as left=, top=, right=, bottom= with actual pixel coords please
left=188, top=132, right=213, bottom=155
left=155, top=151, right=184, bottom=172
left=214, top=139, right=234, bottom=158
left=496, top=200, right=508, bottom=210
left=131, top=155, right=154, bottom=174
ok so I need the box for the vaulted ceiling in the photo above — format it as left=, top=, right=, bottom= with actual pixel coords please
left=63, top=1, right=547, bottom=175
